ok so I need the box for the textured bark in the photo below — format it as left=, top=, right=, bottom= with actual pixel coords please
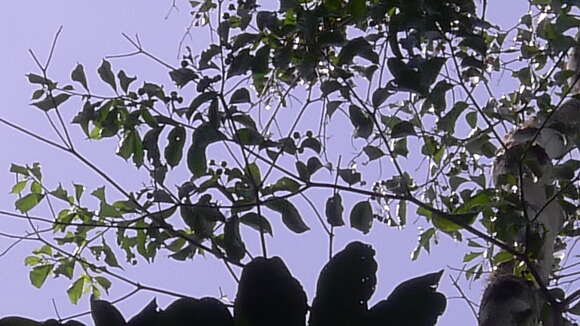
left=479, top=35, right=580, bottom=326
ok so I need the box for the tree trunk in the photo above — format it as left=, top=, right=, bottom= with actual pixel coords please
left=478, top=34, right=580, bottom=326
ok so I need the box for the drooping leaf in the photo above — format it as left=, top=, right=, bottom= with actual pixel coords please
left=265, top=198, right=309, bottom=233
left=235, top=257, right=308, bottom=326
left=309, top=242, right=377, bottom=326
left=16, top=193, right=43, bottom=213
left=224, top=216, right=245, bottom=262
left=349, top=105, right=373, bottom=139
left=187, top=123, right=226, bottom=178
left=29, top=264, right=53, bottom=288
left=350, top=200, right=373, bottom=234
left=67, top=276, right=86, bottom=304
left=187, top=91, right=218, bottom=119
left=325, top=193, right=344, bottom=226
left=240, top=212, right=273, bottom=235
left=117, top=70, right=136, bottom=93
left=71, top=64, right=89, bottom=91
left=164, top=126, right=186, bottom=167
left=372, top=88, right=392, bottom=108
left=97, top=60, right=117, bottom=92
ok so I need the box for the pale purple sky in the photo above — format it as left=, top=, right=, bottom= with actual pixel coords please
left=0, top=1, right=527, bottom=324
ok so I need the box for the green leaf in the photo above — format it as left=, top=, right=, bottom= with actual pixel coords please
left=67, top=276, right=86, bottom=304
left=11, top=180, right=28, bottom=194
left=230, top=88, right=251, bottom=104
left=350, top=200, right=373, bottom=234
left=265, top=198, right=309, bottom=233
left=224, top=216, right=245, bottom=262
left=15, top=193, right=43, bottom=213
left=97, top=60, right=117, bottom=92
left=71, top=64, right=89, bottom=91
left=350, top=0, right=367, bottom=21
left=240, top=212, right=273, bottom=235
left=463, top=252, right=483, bottom=263
left=164, top=126, right=186, bottom=167
left=325, top=193, right=344, bottom=226
left=29, top=264, right=53, bottom=288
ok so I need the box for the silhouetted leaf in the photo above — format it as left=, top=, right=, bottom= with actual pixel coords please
left=325, top=193, right=344, bottom=226
left=235, top=257, right=307, bottom=326
left=338, top=168, right=361, bottom=185
left=238, top=212, right=272, bottom=235
left=309, top=242, right=377, bottom=326
left=31, top=94, right=71, bottom=111
left=363, top=145, right=385, bottom=161
left=265, top=198, right=309, bottom=233
left=391, top=121, right=416, bottom=138
left=97, top=60, right=117, bottom=92
left=164, top=126, right=186, bottom=167
left=187, top=123, right=226, bottom=178
left=126, top=299, right=159, bottom=326
left=0, top=317, right=42, bottom=326
left=230, top=88, right=251, bottom=104
left=372, top=87, right=392, bottom=108
left=91, top=297, right=125, bottom=326
left=170, top=68, right=198, bottom=88
left=368, top=270, right=447, bottom=326
left=349, top=105, right=373, bottom=139
left=224, top=216, right=245, bottom=262
left=118, top=70, right=136, bottom=93
left=71, top=64, right=89, bottom=91
left=187, top=91, right=218, bottom=119
left=350, top=200, right=373, bottom=234
left=162, top=297, right=233, bottom=326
